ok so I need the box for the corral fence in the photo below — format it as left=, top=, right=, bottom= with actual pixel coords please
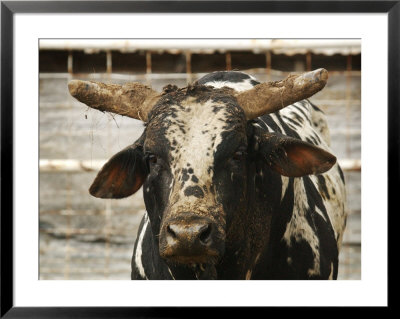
left=39, top=39, right=361, bottom=279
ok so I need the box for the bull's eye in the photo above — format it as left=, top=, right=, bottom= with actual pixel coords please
left=232, top=150, right=246, bottom=161
left=145, top=153, right=158, bottom=170
left=148, top=154, right=157, bottom=164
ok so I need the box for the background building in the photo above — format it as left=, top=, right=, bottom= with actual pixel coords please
left=39, top=39, right=361, bottom=279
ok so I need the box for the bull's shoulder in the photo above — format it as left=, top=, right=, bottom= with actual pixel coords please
left=277, top=170, right=346, bottom=279
left=252, top=101, right=347, bottom=279
left=309, top=165, right=347, bottom=247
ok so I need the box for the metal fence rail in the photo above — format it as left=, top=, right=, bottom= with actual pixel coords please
left=39, top=158, right=362, bottom=172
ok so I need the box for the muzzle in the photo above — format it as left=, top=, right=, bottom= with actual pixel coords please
left=159, top=213, right=225, bottom=265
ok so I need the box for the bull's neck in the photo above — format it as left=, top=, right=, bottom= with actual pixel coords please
left=218, top=165, right=283, bottom=279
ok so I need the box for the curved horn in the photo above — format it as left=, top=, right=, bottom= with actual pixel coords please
left=236, top=68, right=328, bottom=120
left=68, top=80, right=161, bottom=122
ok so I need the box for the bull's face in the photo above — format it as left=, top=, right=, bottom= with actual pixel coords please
left=68, top=69, right=335, bottom=274
left=143, top=87, right=248, bottom=265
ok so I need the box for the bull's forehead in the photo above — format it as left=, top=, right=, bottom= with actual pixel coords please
left=165, top=97, right=244, bottom=177
left=146, top=93, right=246, bottom=205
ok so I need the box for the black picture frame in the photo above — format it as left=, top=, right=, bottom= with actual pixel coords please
left=1, top=1, right=396, bottom=317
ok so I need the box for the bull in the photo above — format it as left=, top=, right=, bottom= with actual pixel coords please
left=68, top=68, right=347, bottom=280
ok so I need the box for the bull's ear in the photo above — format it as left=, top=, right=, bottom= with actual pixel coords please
left=89, top=144, right=147, bottom=199
left=258, top=132, right=336, bottom=177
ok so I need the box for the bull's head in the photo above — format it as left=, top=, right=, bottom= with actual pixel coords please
left=68, top=69, right=335, bottom=276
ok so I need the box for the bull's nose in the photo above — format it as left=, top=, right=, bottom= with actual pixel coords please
left=166, top=221, right=213, bottom=247
left=160, top=217, right=221, bottom=264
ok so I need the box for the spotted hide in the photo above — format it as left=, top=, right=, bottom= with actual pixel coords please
left=86, top=71, right=347, bottom=280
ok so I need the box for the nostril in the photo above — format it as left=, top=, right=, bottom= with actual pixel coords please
left=198, top=223, right=212, bottom=244
left=166, top=225, right=177, bottom=239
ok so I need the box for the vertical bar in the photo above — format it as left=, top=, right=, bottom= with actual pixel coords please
left=1, top=3, right=14, bottom=308
left=105, top=50, right=113, bottom=278
left=306, top=51, right=312, bottom=71
left=64, top=50, right=74, bottom=279
left=389, top=4, right=400, bottom=259
left=265, top=51, right=271, bottom=82
left=345, top=54, right=353, bottom=280
left=67, top=51, right=73, bottom=74
left=225, top=52, right=232, bottom=71
left=345, top=54, right=352, bottom=157
left=185, top=51, right=192, bottom=84
left=106, top=50, right=112, bottom=75
left=146, top=51, right=152, bottom=85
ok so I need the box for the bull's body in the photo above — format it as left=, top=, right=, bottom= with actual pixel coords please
left=69, top=69, right=347, bottom=280
left=130, top=72, right=347, bottom=280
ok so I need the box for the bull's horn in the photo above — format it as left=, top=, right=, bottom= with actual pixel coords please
left=68, top=80, right=161, bottom=122
left=236, top=68, right=328, bottom=120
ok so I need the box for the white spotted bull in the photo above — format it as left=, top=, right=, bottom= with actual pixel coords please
left=68, top=69, right=347, bottom=279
